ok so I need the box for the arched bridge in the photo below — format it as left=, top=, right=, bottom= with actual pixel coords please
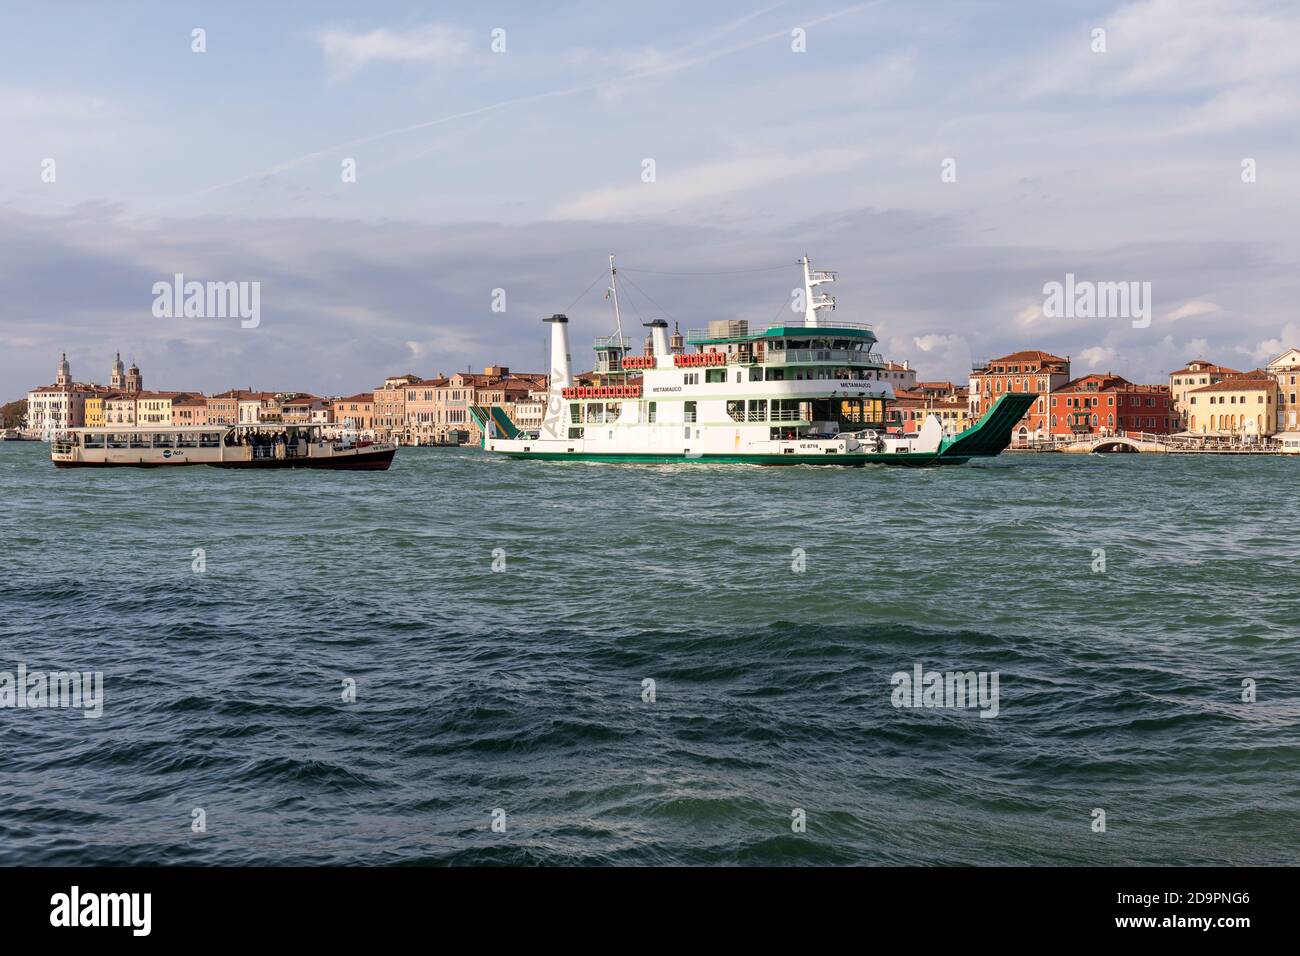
left=1022, top=432, right=1282, bottom=455
left=1056, top=433, right=1174, bottom=454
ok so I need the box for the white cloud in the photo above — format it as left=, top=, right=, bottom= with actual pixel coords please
left=1170, top=83, right=1300, bottom=135
left=1013, top=303, right=1044, bottom=328
left=1079, top=346, right=1118, bottom=368
left=913, top=333, right=956, bottom=353
left=1165, top=300, right=1219, bottom=321
left=1020, top=0, right=1300, bottom=134
left=551, top=147, right=873, bottom=220
left=1240, top=322, right=1300, bottom=365
left=316, top=24, right=471, bottom=80
left=0, top=90, right=108, bottom=122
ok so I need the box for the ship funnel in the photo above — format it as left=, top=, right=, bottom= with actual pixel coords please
left=541, top=313, right=572, bottom=440
left=643, top=319, right=670, bottom=360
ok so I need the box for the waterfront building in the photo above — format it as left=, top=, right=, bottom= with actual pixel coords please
left=280, top=395, right=329, bottom=424
left=374, top=374, right=418, bottom=441
left=172, top=395, right=210, bottom=427
left=333, top=393, right=375, bottom=431
left=398, top=368, right=542, bottom=444
left=401, top=377, right=448, bottom=443
left=83, top=394, right=111, bottom=428
left=887, top=382, right=970, bottom=435
left=919, top=382, right=970, bottom=432
left=879, top=360, right=917, bottom=389
left=1049, top=374, right=1175, bottom=436
left=1185, top=371, right=1277, bottom=437
left=429, top=373, right=479, bottom=443
left=510, top=384, right=550, bottom=432
left=1167, top=359, right=1239, bottom=429
left=438, top=370, right=538, bottom=444
left=105, top=393, right=137, bottom=425
left=207, top=389, right=255, bottom=425
left=1265, top=348, right=1300, bottom=431
left=24, top=353, right=97, bottom=436
left=970, top=350, right=1071, bottom=443
left=886, top=389, right=928, bottom=435
left=136, top=390, right=198, bottom=426
left=237, top=392, right=282, bottom=424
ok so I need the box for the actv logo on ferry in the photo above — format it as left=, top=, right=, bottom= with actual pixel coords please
left=151, top=273, right=261, bottom=328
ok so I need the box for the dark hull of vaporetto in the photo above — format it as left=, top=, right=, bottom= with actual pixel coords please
left=53, top=448, right=396, bottom=470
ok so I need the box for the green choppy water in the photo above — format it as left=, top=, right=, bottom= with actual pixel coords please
left=1, top=442, right=1297, bottom=864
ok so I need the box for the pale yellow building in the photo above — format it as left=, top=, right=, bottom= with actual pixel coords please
left=104, top=394, right=137, bottom=425
left=280, top=395, right=329, bottom=423
left=1266, top=348, right=1300, bottom=432
left=1185, top=372, right=1277, bottom=437
left=1168, top=359, right=1239, bottom=430
left=401, top=378, right=447, bottom=443
left=374, top=374, right=417, bottom=441
left=135, top=391, right=195, bottom=426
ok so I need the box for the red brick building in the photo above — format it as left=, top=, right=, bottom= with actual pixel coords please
left=1048, top=374, right=1176, bottom=436
left=969, top=350, right=1071, bottom=443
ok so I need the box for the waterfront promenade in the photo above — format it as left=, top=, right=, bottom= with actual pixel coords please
left=1013, top=432, right=1293, bottom=455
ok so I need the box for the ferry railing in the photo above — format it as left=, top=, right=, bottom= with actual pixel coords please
left=766, top=349, right=884, bottom=366
left=726, top=409, right=807, bottom=423
left=685, top=321, right=874, bottom=343
left=771, top=320, right=874, bottom=332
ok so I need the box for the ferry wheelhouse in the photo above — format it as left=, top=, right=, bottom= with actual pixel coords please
left=481, top=256, right=1033, bottom=466
left=51, top=424, right=396, bottom=470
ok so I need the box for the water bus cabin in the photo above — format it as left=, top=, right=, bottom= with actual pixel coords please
left=51, top=424, right=396, bottom=470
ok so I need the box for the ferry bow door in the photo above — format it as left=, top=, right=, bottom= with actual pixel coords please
left=916, top=415, right=944, bottom=453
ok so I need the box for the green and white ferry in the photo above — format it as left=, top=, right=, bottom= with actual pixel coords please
left=480, top=257, right=1033, bottom=466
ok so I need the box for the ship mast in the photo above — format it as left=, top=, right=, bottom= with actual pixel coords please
left=608, top=253, right=629, bottom=379
left=608, top=254, right=625, bottom=348
left=800, top=254, right=837, bottom=327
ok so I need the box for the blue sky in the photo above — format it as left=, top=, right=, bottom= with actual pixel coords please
left=3, top=0, right=1299, bottom=395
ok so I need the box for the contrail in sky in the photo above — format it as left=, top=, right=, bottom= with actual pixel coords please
left=197, top=2, right=883, bottom=196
